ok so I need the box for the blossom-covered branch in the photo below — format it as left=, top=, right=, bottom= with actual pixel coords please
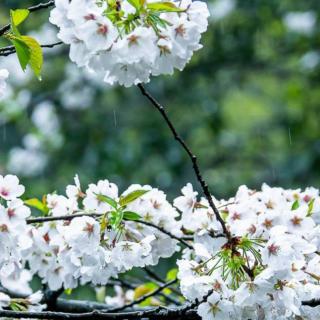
left=26, top=212, right=192, bottom=249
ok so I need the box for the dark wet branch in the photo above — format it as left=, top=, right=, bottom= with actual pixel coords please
left=137, top=84, right=231, bottom=241
left=0, top=41, right=63, bottom=56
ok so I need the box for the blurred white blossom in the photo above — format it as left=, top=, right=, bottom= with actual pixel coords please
left=283, top=11, right=316, bottom=35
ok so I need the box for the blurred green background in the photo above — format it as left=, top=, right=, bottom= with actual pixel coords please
left=1, top=0, right=320, bottom=202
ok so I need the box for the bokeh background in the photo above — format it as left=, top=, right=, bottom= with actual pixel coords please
left=1, top=0, right=320, bottom=201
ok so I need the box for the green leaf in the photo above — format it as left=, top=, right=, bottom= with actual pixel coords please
left=115, top=210, right=124, bottom=227
left=64, top=288, right=73, bottom=295
left=147, top=2, right=185, bottom=12
left=127, top=0, right=141, bottom=10
left=25, top=198, right=49, bottom=215
left=10, top=38, right=30, bottom=71
left=96, top=194, right=118, bottom=209
left=307, top=198, right=315, bottom=217
left=166, top=268, right=178, bottom=281
left=123, top=211, right=142, bottom=221
left=134, top=282, right=158, bottom=299
left=20, top=36, right=43, bottom=80
left=119, top=189, right=149, bottom=207
left=291, top=200, right=299, bottom=210
left=11, top=9, right=30, bottom=27
left=100, top=213, right=108, bottom=234
left=108, top=211, right=118, bottom=227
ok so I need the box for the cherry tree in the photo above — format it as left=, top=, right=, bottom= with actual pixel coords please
left=0, top=1, right=320, bottom=319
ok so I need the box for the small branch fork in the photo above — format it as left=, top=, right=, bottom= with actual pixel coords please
left=0, top=0, right=55, bottom=37
left=137, top=84, right=231, bottom=241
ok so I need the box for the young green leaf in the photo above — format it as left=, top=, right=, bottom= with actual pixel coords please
left=119, top=189, right=149, bottom=206
left=64, top=288, right=73, bottom=295
left=123, top=211, right=142, bottom=221
left=147, top=2, right=185, bottom=12
left=24, top=198, right=49, bottom=215
left=134, top=282, right=158, bottom=299
left=20, top=36, right=43, bottom=80
left=127, top=0, right=141, bottom=10
left=307, top=198, right=315, bottom=217
left=291, top=200, right=299, bottom=210
left=11, top=9, right=30, bottom=27
left=10, top=38, right=30, bottom=71
left=96, top=193, right=118, bottom=209
left=166, top=268, right=178, bottom=281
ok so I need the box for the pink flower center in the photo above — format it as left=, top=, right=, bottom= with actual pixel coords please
left=84, top=13, right=96, bottom=20
left=97, top=24, right=108, bottom=35
left=0, top=188, right=9, bottom=197
left=7, top=209, right=15, bottom=218
left=84, top=222, right=94, bottom=235
left=303, top=195, right=311, bottom=202
left=291, top=215, right=302, bottom=226
left=43, top=233, right=50, bottom=243
left=231, top=212, right=241, bottom=220
left=263, top=219, right=273, bottom=229
left=268, top=243, right=280, bottom=256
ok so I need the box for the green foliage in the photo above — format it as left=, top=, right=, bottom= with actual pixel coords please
left=96, top=189, right=148, bottom=230
left=119, top=189, right=149, bottom=207
left=146, top=2, right=184, bottom=12
left=307, top=198, right=315, bottom=217
left=10, top=9, right=29, bottom=28
left=102, top=0, right=182, bottom=35
left=123, top=211, right=142, bottom=220
left=166, top=268, right=178, bottom=281
left=6, top=9, right=43, bottom=79
left=291, top=200, right=299, bottom=210
left=25, top=197, right=49, bottom=215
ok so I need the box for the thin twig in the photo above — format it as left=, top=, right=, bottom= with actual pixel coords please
left=0, top=41, right=63, bottom=57
left=26, top=212, right=103, bottom=224
left=26, top=214, right=192, bottom=249
left=106, top=278, right=178, bottom=312
left=131, top=219, right=192, bottom=249
left=0, top=1, right=55, bottom=37
left=137, top=84, right=231, bottom=241
left=111, top=277, right=180, bottom=306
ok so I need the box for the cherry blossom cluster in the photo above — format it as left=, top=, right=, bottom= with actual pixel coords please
left=25, top=177, right=181, bottom=290
left=176, top=183, right=320, bottom=320
left=49, top=0, right=209, bottom=87
left=2, top=172, right=320, bottom=318
left=0, top=175, right=32, bottom=289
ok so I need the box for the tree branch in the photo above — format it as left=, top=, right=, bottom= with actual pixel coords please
left=0, top=306, right=201, bottom=319
left=107, top=278, right=178, bottom=312
left=0, top=41, right=63, bottom=56
left=111, top=277, right=181, bottom=306
left=26, top=212, right=103, bottom=224
left=131, top=219, right=192, bottom=249
left=26, top=214, right=192, bottom=249
left=137, top=84, right=231, bottom=241
left=0, top=1, right=55, bottom=37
